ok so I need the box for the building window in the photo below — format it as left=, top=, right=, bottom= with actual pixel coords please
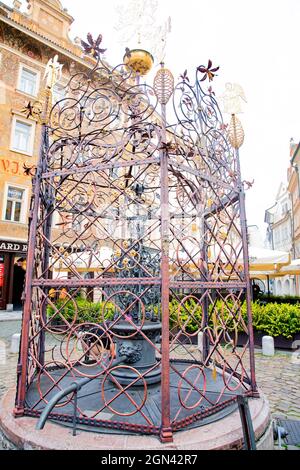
left=4, top=187, right=25, bottom=223
left=53, top=83, right=66, bottom=104
left=11, top=117, right=35, bottom=155
left=18, top=65, right=39, bottom=96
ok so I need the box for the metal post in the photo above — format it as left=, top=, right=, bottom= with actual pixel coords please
left=159, top=64, right=172, bottom=443
left=73, top=390, right=78, bottom=437
left=235, top=143, right=258, bottom=395
left=202, top=219, right=210, bottom=362
left=39, top=128, right=53, bottom=368
left=14, top=125, right=47, bottom=415
left=237, top=396, right=257, bottom=450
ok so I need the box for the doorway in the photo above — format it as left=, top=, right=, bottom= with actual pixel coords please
left=11, top=255, right=26, bottom=310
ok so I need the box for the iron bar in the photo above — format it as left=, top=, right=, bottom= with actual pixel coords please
left=235, top=146, right=257, bottom=393
left=15, top=125, right=48, bottom=415
left=159, top=64, right=172, bottom=443
left=237, top=395, right=257, bottom=450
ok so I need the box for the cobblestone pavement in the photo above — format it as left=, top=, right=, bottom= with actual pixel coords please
left=0, top=320, right=300, bottom=449
left=0, top=321, right=21, bottom=399
left=255, top=350, right=300, bottom=420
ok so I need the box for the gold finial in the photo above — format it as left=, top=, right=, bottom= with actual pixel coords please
left=123, top=49, right=154, bottom=76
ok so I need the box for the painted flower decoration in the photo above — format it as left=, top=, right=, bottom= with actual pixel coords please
left=197, top=60, right=220, bottom=82
left=81, top=33, right=106, bottom=58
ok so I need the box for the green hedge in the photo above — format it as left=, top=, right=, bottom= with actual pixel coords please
left=250, top=302, right=300, bottom=339
left=166, top=299, right=300, bottom=339
left=47, top=296, right=300, bottom=340
left=47, top=297, right=115, bottom=324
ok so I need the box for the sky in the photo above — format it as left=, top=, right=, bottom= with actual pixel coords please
left=5, top=0, right=300, bottom=238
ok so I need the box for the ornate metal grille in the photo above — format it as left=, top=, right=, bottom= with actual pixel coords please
left=15, top=40, right=257, bottom=442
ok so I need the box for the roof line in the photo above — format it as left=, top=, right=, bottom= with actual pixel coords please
left=0, top=1, right=12, bottom=12
left=0, top=13, right=91, bottom=68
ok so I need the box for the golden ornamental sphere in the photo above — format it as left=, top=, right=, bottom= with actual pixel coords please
left=123, top=49, right=154, bottom=76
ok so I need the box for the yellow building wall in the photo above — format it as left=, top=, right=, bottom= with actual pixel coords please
left=0, top=45, right=42, bottom=242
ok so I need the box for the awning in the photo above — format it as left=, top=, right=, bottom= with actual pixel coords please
left=251, top=258, right=300, bottom=279
left=248, top=246, right=290, bottom=272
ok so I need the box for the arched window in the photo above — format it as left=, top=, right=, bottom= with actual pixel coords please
left=277, top=280, right=282, bottom=296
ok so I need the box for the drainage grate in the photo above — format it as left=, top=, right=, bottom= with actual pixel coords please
left=277, top=419, right=300, bottom=446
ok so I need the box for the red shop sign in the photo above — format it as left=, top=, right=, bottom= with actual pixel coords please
left=0, top=264, right=4, bottom=287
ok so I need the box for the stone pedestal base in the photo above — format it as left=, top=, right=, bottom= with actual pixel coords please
left=0, top=388, right=273, bottom=450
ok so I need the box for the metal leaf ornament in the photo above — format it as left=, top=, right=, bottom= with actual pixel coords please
left=197, top=60, right=220, bottom=82
left=228, top=115, right=245, bottom=149
left=81, top=33, right=106, bottom=58
left=153, top=67, right=174, bottom=105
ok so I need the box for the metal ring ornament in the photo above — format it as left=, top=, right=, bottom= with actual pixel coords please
left=178, top=364, right=207, bottom=410
left=66, top=323, right=114, bottom=378
left=101, top=290, right=146, bottom=338
left=177, top=295, right=204, bottom=337
left=101, top=365, right=147, bottom=416
left=37, top=360, right=75, bottom=407
left=40, top=291, right=78, bottom=335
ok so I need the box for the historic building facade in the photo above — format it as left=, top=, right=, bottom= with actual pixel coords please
left=287, top=141, right=300, bottom=294
left=0, top=0, right=90, bottom=309
left=264, top=182, right=294, bottom=295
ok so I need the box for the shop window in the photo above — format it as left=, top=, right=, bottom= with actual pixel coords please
left=11, top=117, right=35, bottom=155
left=18, top=65, right=39, bottom=97
left=4, top=186, right=25, bottom=223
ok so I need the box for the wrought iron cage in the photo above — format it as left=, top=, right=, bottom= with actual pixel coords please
left=15, top=41, right=257, bottom=442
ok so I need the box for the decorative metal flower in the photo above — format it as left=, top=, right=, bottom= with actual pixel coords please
left=182, top=96, right=193, bottom=109
left=243, top=179, right=254, bottom=190
left=179, top=69, right=189, bottom=82
left=23, top=163, right=36, bottom=177
left=81, top=33, right=106, bottom=58
left=21, top=101, right=42, bottom=120
left=22, top=101, right=35, bottom=118
left=197, top=60, right=219, bottom=82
